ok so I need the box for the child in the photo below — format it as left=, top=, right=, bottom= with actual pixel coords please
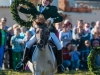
left=10, top=27, right=24, bottom=70
left=70, top=45, right=80, bottom=71
left=20, top=26, right=26, bottom=39
left=91, top=32, right=100, bottom=47
left=62, top=42, right=72, bottom=71
left=91, top=32, right=100, bottom=66
left=81, top=40, right=91, bottom=70
left=21, top=31, right=32, bottom=52
left=22, top=31, right=32, bottom=44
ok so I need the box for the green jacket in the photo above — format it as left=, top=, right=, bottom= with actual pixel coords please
left=19, top=4, right=63, bottom=23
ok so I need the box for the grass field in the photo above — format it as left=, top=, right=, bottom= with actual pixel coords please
left=0, top=70, right=94, bottom=75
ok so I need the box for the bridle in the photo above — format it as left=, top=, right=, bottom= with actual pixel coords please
left=34, top=21, right=50, bottom=49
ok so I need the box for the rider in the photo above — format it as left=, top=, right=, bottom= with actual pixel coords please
left=17, top=0, right=65, bottom=73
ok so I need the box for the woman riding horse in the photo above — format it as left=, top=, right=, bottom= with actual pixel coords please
left=30, top=15, right=57, bottom=75
left=16, top=0, right=64, bottom=73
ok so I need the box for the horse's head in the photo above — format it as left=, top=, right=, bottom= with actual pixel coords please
left=33, top=15, right=50, bottom=49
left=35, top=25, right=50, bottom=49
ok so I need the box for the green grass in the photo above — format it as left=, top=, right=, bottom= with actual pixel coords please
left=0, top=70, right=95, bottom=75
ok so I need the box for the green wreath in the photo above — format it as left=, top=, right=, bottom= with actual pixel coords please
left=10, top=0, right=35, bottom=27
left=88, top=47, right=100, bottom=75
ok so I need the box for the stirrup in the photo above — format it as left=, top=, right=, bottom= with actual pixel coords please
left=15, top=62, right=24, bottom=71
left=57, top=64, right=65, bottom=73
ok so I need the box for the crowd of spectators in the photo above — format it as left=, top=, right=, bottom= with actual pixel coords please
left=0, top=17, right=100, bottom=71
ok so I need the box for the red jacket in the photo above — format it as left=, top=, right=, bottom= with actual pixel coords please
left=62, top=48, right=71, bottom=60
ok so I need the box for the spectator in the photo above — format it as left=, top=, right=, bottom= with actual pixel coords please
left=10, top=27, right=24, bottom=70
left=90, top=21, right=95, bottom=30
left=12, top=24, right=20, bottom=30
left=72, top=19, right=84, bottom=40
left=0, top=17, right=9, bottom=30
left=72, top=26, right=85, bottom=50
left=20, top=26, right=26, bottom=39
left=91, top=21, right=100, bottom=35
left=59, top=21, right=72, bottom=48
left=0, top=22, right=7, bottom=70
left=72, top=20, right=84, bottom=42
left=84, top=22, right=91, bottom=33
left=83, top=22, right=92, bottom=40
left=22, top=31, right=32, bottom=43
left=70, top=45, right=80, bottom=71
left=91, top=31, right=100, bottom=66
left=81, top=40, right=91, bottom=70
left=62, top=42, right=72, bottom=70
left=64, top=19, right=72, bottom=32
left=91, top=32, right=100, bottom=47
left=6, top=27, right=14, bottom=69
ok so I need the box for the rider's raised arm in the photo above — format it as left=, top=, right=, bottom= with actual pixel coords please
left=51, top=6, right=63, bottom=23
left=18, top=5, right=38, bottom=15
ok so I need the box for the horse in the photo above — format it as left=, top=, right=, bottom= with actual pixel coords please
left=27, top=17, right=57, bottom=75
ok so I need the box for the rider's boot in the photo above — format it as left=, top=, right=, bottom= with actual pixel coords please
left=49, top=41, right=65, bottom=73
left=15, top=47, right=30, bottom=71
left=56, top=50, right=65, bottom=73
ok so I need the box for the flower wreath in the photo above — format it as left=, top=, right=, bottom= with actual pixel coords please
left=10, top=0, right=35, bottom=27
left=88, top=47, right=100, bottom=75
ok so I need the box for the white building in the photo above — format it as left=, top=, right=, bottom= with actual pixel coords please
left=0, top=0, right=100, bottom=27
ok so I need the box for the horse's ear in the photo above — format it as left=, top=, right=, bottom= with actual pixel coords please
left=32, top=20, right=38, bottom=28
left=35, top=14, right=45, bottom=24
left=45, top=20, right=52, bottom=28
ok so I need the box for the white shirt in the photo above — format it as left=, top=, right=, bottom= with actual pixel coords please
left=59, top=30, right=72, bottom=47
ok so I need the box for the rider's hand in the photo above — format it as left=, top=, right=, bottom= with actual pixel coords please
left=47, top=17, right=54, bottom=24
left=17, top=4, right=23, bottom=10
